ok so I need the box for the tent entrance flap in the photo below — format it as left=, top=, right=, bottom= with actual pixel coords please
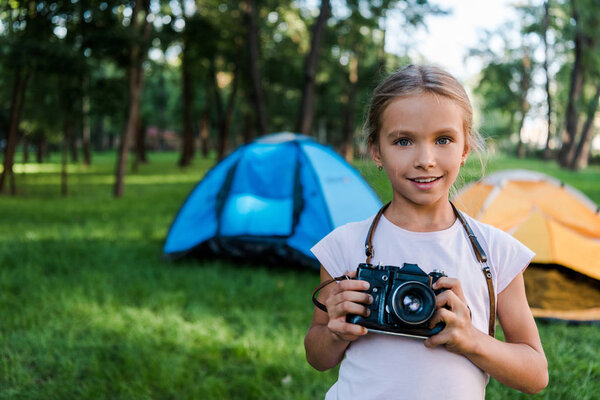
left=219, top=142, right=299, bottom=237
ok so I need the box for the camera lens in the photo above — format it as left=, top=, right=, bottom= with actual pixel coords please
left=391, top=282, right=436, bottom=325
left=403, top=295, right=422, bottom=313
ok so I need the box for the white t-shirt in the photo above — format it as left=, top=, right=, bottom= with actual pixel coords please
left=311, top=212, right=534, bottom=400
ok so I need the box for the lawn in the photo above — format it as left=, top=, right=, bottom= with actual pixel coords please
left=1, top=150, right=599, bottom=399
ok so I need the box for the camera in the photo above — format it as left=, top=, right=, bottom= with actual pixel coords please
left=347, top=263, right=447, bottom=339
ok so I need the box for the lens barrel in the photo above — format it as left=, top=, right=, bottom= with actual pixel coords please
left=390, top=282, right=436, bottom=325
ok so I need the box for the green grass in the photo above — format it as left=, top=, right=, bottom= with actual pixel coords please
left=1, top=151, right=599, bottom=399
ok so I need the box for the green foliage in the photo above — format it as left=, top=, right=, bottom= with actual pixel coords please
left=1, top=151, right=599, bottom=398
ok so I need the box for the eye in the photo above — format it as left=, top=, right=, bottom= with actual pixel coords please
left=395, top=138, right=411, bottom=146
left=436, top=137, right=452, bottom=145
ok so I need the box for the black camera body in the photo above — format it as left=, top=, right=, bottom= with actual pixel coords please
left=347, top=263, right=447, bottom=339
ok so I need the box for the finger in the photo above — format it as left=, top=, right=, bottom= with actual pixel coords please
left=433, top=277, right=466, bottom=301
left=424, top=332, right=445, bottom=348
left=344, top=270, right=358, bottom=278
left=338, top=279, right=370, bottom=292
left=330, top=300, right=371, bottom=318
left=338, top=290, right=373, bottom=305
left=435, top=291, right=470, bottom=319
left=328, top=318, right=368, bottom=338
left=428, top=307, right=454, bottom=329
left=435, top=290, right=456, bottom=310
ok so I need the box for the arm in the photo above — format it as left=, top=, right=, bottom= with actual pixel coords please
left=304, top=266, right=371, bottom=371
left=424, top=273, right=548, bottom=394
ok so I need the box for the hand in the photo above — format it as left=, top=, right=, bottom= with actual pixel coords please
left=424, top=277, right=479, bottom=354
left=324, top=270, right=373, bottom=342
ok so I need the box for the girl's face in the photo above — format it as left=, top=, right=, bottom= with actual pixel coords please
left=370, top=93, right=470, bottom=209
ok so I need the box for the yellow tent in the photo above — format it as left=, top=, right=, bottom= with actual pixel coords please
left=453, top=169, right=600, bottom=321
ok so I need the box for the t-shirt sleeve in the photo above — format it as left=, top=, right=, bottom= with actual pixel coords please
left=487, top=227, right=535, bottom=294
left=311, top=225, right=352, bottom=279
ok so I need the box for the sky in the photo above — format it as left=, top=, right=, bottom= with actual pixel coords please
left=384, top=0, right=559, bottom=148
left=386, top=0, right=518, bottom=82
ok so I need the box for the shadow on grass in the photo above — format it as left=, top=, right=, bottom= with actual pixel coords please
left=1, top=237, right=333, bottom=399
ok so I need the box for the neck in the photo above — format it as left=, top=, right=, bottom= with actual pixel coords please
left=384, top=198, right=456, bottom=232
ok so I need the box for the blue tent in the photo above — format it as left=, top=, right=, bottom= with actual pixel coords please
left=163, top=133, right=382, bottom=269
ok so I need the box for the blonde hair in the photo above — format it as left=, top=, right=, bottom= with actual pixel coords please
left=365, top=64, right=485, bottom=156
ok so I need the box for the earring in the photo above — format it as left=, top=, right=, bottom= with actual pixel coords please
left=377, top=165, right=383, bottom=171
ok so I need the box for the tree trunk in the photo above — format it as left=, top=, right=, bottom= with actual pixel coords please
left=297, top=0, right=331, bottom=135
left=136, top=115, right=147, bottom=164
left=93, top=116, right=105, bottom=151
left=114, top=0, right=151, bottom=198
left=79, top=4, right=91, bottom=167
left=516, top=122, right=526, bottom=158
left=23, top=134, right=29, bottom=163
left=569, top=83, right=600, bottom=170
left=1, top=68, right=28, bottom=195
left=559, top=0, right=584, bottom=167
left=341, top=54, right=358, bottom=162
left=81, top=81, right=92, bottom=166
left=242, top=109, right=253, bottom=144
left=35, top=136, right=45, bottom=163
left=199, top=108, right=211, bottom=158
left=243, top=0, right=268, bottom=136
left=377, top=12, right=387, bottom=74
left=542, top=0, right=554, bottom=160
left=61, top=114, right=72, bottom=196
left=69, top=125, right=79, bottom=163
left=179, top=46, right=195, bottom=167
left=516, top=54, right=531, bottom=159
left=213, top=62, right=239, bottom=162
left=132, top=114, right=147, bottom=172
left=221, top=76, right=239, bottom=161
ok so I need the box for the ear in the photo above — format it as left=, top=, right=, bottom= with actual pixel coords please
left=369, top=139, right=382, bottom=167
left=461, top=140, right=471, bottom=165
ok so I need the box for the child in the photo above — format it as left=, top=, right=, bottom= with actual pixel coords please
left=304, top=64, right=548, bottom=399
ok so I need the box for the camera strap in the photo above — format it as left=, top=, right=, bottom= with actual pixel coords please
left=450, top=202, right=496, bottom=337
left=312, top=201, right=496, bottom=337
left=312, top=274, right=351, bottom=313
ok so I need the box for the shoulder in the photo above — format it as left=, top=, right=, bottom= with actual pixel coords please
left=321, top=215, right=375, bottom=243
left=461, top=212, right=525, bottom=250
left=460, top=212, right=535, bottom=293
left=311, top=214, right=377, bottom=278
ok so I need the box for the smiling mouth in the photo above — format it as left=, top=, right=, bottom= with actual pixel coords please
left=409, top=176, right=442, bottom=183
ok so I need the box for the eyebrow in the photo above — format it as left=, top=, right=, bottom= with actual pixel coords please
left=385, top=128, right=461, bottom=139
left=385, top=130, right=413, bottom=139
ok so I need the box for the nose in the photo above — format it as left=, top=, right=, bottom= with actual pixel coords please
left=414, top=143, right=436, bottom=169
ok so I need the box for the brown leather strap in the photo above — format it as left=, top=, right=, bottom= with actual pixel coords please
left=362, top=201, right=496, bottom=337
left=451, top=202, right=487, bottom=263
left=365, top=202, right=390, bottom=264
left=312, top=275, right=350, bottom=313
left=482, top=265, right=496, bottom=336
left=451, top=202, right=496, bottom=336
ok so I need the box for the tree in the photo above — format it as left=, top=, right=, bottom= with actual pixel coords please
left=542, top=0, right=554, bottom=159
left=243, top=0, right=269, bottom=136
left=177, top=1, right=196, bottom=167
left=297, top=0, right=331, bottom=135
left=0, top=2, right=59, bottom=194
left=114, top=0, right=152, bottom=198
left=212, top=59, right=239, bottom=161
left=470, top=21, right=537, bottom=154
left=516, top=50, right=533, bottom=158
left=558, top=0, right=600, bottom=169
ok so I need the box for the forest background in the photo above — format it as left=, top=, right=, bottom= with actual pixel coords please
left=1, top=0, right=600, bottom=399
left=1, top=0, right=600, bottom=198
